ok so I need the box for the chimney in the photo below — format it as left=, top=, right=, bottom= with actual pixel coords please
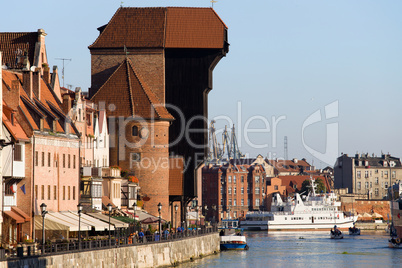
left=32, top=68, right=41, bottom=100
left=62, top=94, right=72, bottom=114
left=11, top=80, right=21, bottom=107
left=23, top=70, right=33, bottom=99
left=43, top=64, right=50, bottom=84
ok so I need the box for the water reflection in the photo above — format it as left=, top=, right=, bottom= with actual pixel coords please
left=178, top=231, right=401, bottom=267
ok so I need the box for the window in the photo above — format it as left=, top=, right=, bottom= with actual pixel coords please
left=228, top=187, right=232, bottom=194
left=370, top=182, right=372, bottom=188
left=385, top=171, right=388, bottom=178
left=357, top=182, right=361, bottom=190
left=375, top=177, right=379, bottom=185
left=241, top=187, right=244, bottom=194
left=68, top=154, right=71, bottom=168
left=48, top=185, right=51, bottom=200
left=35, top=185, right=38, bottom=199
left=234, top=187, right=237, bottom=194
left=255, top=176, right=260, bottom=184
left=241, top=176, right=244, bottom=183
left=63, top=186, right=66, bottom=200
left=229, top=199, right=232, bottom=206
left=233, top=176, right=236, bottom=184
left=14, top=144, right=22, bottom=161
left=35, top=151, right=38, bottom=166
left=228, top=176, right=232, bottom=183
left=68, top=186, right=71, bottom=200
left=247, top=187, right=250, bottom=194
left=392, top=171, right=396, bottom=179
left=73, top=155, right=76, bottom=169
left=48, top=152, right=51, bottom=167
left=41, top=152, right=45, bottom=166
left=41, top=185, right=44, bottom=200
left=221, top=187, right=224, bottom=195
left=365, top=182, right=369, bottom=189
left=241, top=199, right=244, bottom=206
left=381, top=171, right=383, bottom=178
left=375, top=188, right=379, bottom=196
left=357, top=171, right=361, bottom=179
left=255, top=198, right=260, bottom=206
left=54, top=186, right=57, bottom=200
left=255, top=187, right=260, bottom=194
left=365, top=171, right=369, bottom=178
left=63, top=154, right=66, bottom=168
left=132, top=126, right=138, bottom=136
left=385, top=182, right=389, bottom=189
left=233, top=199, right=237, bottom=206
left=274, top=185, right=278, bottom=190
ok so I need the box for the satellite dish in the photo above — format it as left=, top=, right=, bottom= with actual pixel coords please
left=30, top=66, right=37, bottom=71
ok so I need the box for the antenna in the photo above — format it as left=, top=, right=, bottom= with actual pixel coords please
left=55, top=58, right=72, bottom=87
left=284, top=136, right=288, bottom=160
left=211, top=0, right=218, bottom=8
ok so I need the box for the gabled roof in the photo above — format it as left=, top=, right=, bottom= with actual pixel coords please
left=2, top=101, right=29, bottom=142
left=89, top=7, right=227, bottom=50
left=0, top=32, right=38, bottom=69
left=91, top=58, right=174, bottom=120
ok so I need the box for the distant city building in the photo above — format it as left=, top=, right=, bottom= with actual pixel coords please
left=334, top=153, right=402, bottom=199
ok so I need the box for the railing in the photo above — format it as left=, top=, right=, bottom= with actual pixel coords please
left=1, top=225, right=218, bottom=260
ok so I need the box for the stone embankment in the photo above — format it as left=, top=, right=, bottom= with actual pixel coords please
left=1, top=233, right=219, bottom=268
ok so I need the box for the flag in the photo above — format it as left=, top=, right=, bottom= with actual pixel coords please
left=10, top=185, right=15, bottom=193
left=20, top=184, right=26, bottom=194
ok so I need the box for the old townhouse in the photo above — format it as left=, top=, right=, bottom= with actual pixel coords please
left=2, top=66, right=80, bottom=241
left=334, top=153, right=402, bottom=199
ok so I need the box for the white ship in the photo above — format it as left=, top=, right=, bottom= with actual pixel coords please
left=241, top=178, right=357, bottom=231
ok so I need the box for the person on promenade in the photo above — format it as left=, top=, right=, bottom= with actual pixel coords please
left=162, top=229, right=169, bottom=240
left=145, top=229, right=151, bottom=242
left=138, top=230, right=144, bottom=243
left=155, top=231, right=160, bottom=241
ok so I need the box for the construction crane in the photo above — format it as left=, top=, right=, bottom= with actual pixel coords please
left=208, top=120, right=222, bottom=161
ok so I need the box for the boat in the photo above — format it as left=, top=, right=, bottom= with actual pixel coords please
left=388, top=181, right=402, bottom=248
left=330, top=226, right=344, bottom=239
left=219, top=219, right=248, bottom=250
left=241, top=177, right=357, bottom=231
left=348, top=224, right=361, bottom=235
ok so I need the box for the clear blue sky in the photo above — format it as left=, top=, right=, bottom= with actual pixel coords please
left=2, top=0, right=402, bottom=167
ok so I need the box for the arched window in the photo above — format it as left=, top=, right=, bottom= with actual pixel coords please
left=132, top=126, right=138, bottom=136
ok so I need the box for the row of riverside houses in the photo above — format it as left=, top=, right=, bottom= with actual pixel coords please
left=201, top=155, right=333, bottom=221
left=0, top=29, right=140, bottom=249
left=0, top=6, right=231, bottom=248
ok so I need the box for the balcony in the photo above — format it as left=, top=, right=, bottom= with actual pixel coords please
left=4, top=195, right=16, bottom=207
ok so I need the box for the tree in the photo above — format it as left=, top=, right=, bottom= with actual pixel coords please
left=299, top=179, right=327, bottom=195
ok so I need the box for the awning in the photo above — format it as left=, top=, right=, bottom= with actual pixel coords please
left=45, top=212, right=92, bottom=232
left=87, top=213, right=129, bottom=228
left=4, top=211, right=24, bottom=223
left=34, top=216, right=69, bottom=231
left=102, top=196, right=116, bottom=210
left=12, top=207, right=31, bottom=221
left=61, top=211, right=114, bottom=231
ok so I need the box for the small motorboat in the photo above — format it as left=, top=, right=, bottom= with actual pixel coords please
left=219, top=223, right=249, bottom=251
left=330, top=225, right=343, bottom=239
left=348, top=226, right=361, bottom=235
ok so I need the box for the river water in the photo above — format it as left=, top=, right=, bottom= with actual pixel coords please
left=178, top=231, right=402, bottom=267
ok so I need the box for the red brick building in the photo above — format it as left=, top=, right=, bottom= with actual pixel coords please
left=88, top=7, right=229, bottom=221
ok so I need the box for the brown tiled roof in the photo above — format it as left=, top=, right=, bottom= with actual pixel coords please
left=278, top=175, right=332, bottom=195
left=89, top=7, right=227, bottom=49
left=0, top=32, right=38, bottom=69
left=91, top=58, right=174, bottom=120
left=2, top=101, right=29, bottom=142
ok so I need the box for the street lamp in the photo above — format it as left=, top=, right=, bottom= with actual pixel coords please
left=174, top=204, right=178, bottom=230
left=195, top=206, right=199, bottom=232
left=107, top=203, right=113, bottom=241
left=133, top=201, right=137, bottom=233
left=77, top=203, right=83, bottom=249
left=158, top=202, right=162, bottom=236
left=40, top=203, right=48, bottom=252
left=212, top=204, right=217, bottom=226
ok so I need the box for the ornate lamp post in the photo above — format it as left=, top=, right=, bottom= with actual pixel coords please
left=107, top=203, right=113, bottom=241
left=77, top=203, right=83, bottom=249
left=158, top=202, right=162, bottom=236
left=174, top=204, right=178, bottom=230
left=133, top=201, right=137, bottom=233
left=195, top=206, right=199, bottom=232
left=204, top=205, right=208, bottom=225
left=40, top=203, right=48, bottom=252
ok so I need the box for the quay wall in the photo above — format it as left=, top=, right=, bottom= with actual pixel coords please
left=1, top=233, right=219, bottom=268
